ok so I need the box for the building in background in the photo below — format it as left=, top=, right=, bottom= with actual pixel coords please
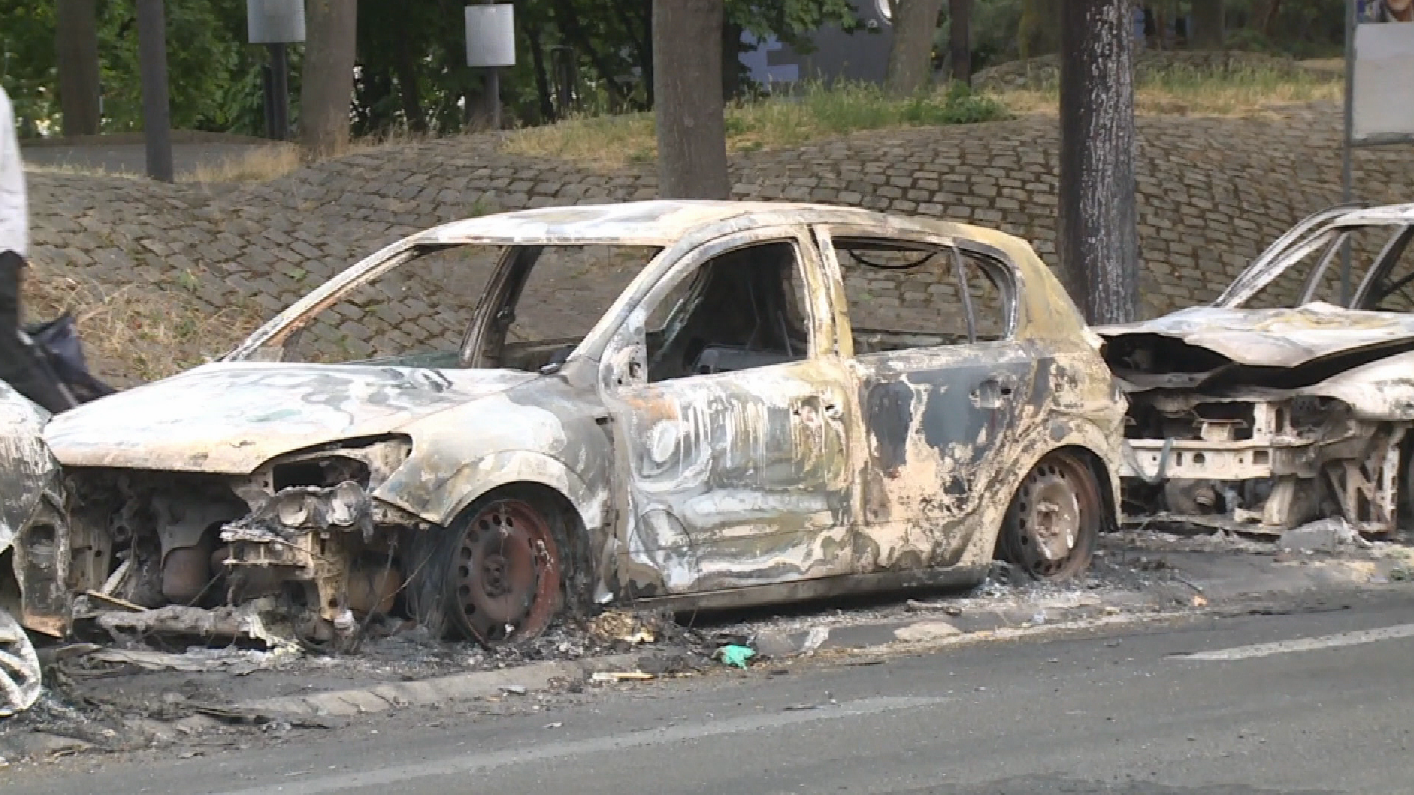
left=738, top=0, right=895, bottom=89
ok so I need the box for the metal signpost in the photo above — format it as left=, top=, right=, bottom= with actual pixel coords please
left=465, top=3, right=516, bottom=130
left=248, top=0, right=306, bottom=141
left=1341, top=0, right=1414, bottom=299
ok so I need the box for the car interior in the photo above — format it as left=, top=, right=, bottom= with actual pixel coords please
left=644, top=242, right=811, bottom=383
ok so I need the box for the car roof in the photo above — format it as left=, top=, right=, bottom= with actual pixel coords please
left=407, top=199, right=1025, bottom=250
left=1333, top=203, right=1414, bottom=227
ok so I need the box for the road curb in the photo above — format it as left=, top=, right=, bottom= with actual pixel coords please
left=237, top=652, right=652, bottom=718
left=746, top=553, right=1413, bottom=658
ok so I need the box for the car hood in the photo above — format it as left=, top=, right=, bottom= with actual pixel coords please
left=44, top=362, right=538, bottom=474
left=1094, top=303, right=1414, bottom=368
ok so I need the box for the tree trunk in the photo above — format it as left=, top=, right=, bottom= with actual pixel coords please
left=394, top=36, right=426, bottom=133
left=300, top=0, right=359, bottom=157
left=1190, top=0, right=1223, bottom=48
left=885, top=0, right=945, bottom=96
left=1058, top=0, right=1139, bottom=324
left=1259, top=0, right=1281, bottom=36
left=722, top=19, right=744, bottom=101
left=527, top=22, right=556, bottom=123
left=652, top=0, right=730, bottom=199
left=56, top=0, right=102, bottom=136
left=1019, top=0, right=1062, bottom=58
left=949, top=0, right=972, bottom=84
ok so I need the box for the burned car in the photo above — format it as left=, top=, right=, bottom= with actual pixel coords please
left=1100, top=202, right=1414, bottom=537
left=43, top=201, right=1124, bottom=649
left=0, top=382, right=69, bottom=717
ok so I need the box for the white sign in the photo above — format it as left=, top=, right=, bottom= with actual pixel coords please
left=247, top=0, right=305, bottom=44
left=465, top=4, right=516, bottom=68
left=1352, top=20, right=1414, bottom=143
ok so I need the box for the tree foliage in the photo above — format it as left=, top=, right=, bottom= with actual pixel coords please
left=0, top=0, right=1351, bottom=139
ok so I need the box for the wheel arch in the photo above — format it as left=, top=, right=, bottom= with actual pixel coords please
left=983, top=435, right=1121, bottom=563
left=386, top=449, right=610, bottom=538
left=439, top=478, right=599, bottom=620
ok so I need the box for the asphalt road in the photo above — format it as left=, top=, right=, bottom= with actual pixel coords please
left=9, top=591, right=1414, bottom=794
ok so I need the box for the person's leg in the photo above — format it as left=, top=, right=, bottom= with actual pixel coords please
left=0, top=252, right=72, bottom=414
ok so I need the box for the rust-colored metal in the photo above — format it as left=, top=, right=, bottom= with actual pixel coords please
left=451, top=498, right=562, bottom=645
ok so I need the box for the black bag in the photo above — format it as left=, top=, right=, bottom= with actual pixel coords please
left=22, top=313, right=116, bottom=407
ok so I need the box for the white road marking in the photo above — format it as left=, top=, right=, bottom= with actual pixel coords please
left=215, top=695, right=950, bottom=795
left=1175, top=622, right=1414, bottom=661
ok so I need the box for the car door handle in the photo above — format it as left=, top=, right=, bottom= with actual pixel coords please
left=972, top=377, right=1015, bottom=408
left=791, top=397, right=843, bottom=421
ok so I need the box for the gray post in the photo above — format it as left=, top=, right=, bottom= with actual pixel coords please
left=482, top=0, right=501, bottom=131
left=1341, top=0, right=1356, bottom=304
left=269, top=42, right=290, bottom=140
left=485, top=68, right=501, bottom=130
left=136, top=0, right=174, bottom=182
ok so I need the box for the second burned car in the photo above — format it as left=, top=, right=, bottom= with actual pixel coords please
left=41, top=201, right=1124, bottom=648
left=1100, top=203, right=1414, bottom=538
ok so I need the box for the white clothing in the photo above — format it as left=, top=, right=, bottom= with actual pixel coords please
left=0, top=87, right=27, bottom=258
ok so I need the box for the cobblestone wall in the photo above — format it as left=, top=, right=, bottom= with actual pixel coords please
left=25, top=102, right=1414, bottom=379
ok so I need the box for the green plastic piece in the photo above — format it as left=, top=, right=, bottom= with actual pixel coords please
left=718, top=644, right=756, bottom=669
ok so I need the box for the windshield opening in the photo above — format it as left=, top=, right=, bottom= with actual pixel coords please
left=1228, top=226, right=1404, bottom=310
left=256, top=242, right=661, bottom=370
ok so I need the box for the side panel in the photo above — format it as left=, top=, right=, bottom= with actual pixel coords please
left=853, top=342, right=1039, bottom=571
left=612, top=359, right=855, bottom=596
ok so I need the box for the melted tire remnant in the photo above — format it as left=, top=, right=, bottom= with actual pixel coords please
left=0, top=607, right=40, bottom=718
left=448, top=498, right=564, bottom=646
left=999, top=450, right=1100, bottom=581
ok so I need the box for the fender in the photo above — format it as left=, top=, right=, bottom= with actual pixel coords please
left=962, top=415, right=1122, bottom=568
left=375, top=449, right=609, bottom=534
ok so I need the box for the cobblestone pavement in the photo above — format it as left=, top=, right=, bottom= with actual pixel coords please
left=22, top=102, right=1413, bottom=382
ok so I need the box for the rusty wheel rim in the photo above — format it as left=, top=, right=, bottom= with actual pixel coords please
left=1012, top=453, right=1096, bottom=579
left=449, top=499, right=562, bottom=645
left=0, top=608, right=41, bottom=718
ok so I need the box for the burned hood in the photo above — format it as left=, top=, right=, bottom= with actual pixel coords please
left=1095, top=303, right=1414, bottom=369
left=44, top=362, right=538, bottom=474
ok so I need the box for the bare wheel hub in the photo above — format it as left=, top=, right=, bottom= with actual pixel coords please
left=0, top=608, right=41, bottom=718
left=1011, top=453, right=1096, bottom=578
left=449, top=499, right=563, bottom=645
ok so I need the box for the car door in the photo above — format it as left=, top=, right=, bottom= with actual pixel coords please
left=814, top=225, right=1035, bottom=573
left=598, top=226, right=859, bottom=598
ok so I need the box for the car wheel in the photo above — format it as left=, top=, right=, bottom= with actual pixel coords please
left=0, top=607, right=41, bottom=717
left=998, top=450, right=1101, bottom=581
left=444, top=496, right=565, bottom=646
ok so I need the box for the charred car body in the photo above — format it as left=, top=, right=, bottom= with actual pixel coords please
left=1100, top=203, right=1414, bottom=537
left=44, top=201, right=1124, bottom=648
left=0, top=382, right=69, bottom=716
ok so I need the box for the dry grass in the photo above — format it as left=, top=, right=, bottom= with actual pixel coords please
left=182, top=143, right=302, bottom=184
left=26, top=263, right=267, bottom=384
left=995, top=63, right=1343, bottom=117
left=504, top=82, right=1009, bottom=170
left=508, top=64, right=1344, bottom=168
left=24, top=162, right=143, bottom=179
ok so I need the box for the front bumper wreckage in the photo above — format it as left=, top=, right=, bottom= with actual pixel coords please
left=65, top=438, right=424, bottom=650
left=1118, top=395, right=1407, bottom=536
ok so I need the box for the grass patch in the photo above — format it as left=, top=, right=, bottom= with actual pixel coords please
left=183, top=143, right=302, bottom=184
left=26, top=263, right=266, bottom=384
left=995, top=63, right=1342, bottom=117
left=504, top=80, right=1010, bottom=169
left=24, top=162, right=143, bottom=179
